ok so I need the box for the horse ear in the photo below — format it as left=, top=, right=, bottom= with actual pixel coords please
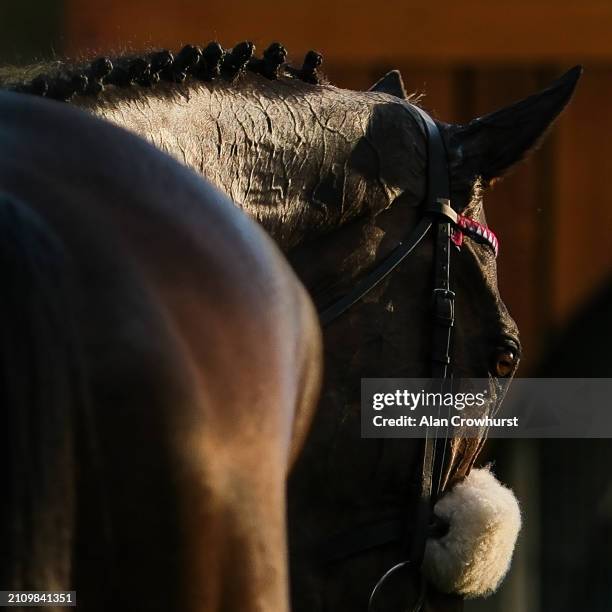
left=446, top=66, right=582, bottom=186
left=368, top=70, right=408, bottom=99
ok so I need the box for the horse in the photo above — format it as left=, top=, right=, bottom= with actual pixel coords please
left=1, top=43, right=581, bottom=610
left=0, top=90, right=322, bottom=612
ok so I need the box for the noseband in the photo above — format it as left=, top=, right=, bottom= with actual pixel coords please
left=318, top=105, right=499, bottom=611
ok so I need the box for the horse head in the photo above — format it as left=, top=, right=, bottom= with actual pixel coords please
left=288, top=65, right=581, bottom=612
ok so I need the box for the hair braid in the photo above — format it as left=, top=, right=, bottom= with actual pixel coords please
left=6, top=41, right=325, bottom=102
left=221, top=41, right=255, bottom=81
left=198, top=42, right=225, bottom=81
left=46, top=73, right=88, bottom=101
left=83, top=57, right=113, bottom=94
left=162, top=44, right=202, bottom=83
left=247, top=42, right=287, bottom=80
left=287, top=50, right=323, bottom=84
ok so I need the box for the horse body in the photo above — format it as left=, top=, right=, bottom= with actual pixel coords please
left=78, top=79, right=490, bottom=607
left=2, top=49, right=581, bottom=611
left=69, top=60, right=578, bottom=611
left=0, top=91, right=321, bottom=611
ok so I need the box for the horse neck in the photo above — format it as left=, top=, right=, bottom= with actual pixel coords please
left=75, top=75, right=419, bottom=250
left=289, top=194, right=427, bottom=315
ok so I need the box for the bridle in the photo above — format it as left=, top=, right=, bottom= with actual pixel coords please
left=317, top=105, right=499, bottom=611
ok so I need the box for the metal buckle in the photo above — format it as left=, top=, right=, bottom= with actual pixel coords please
left=432, top=288, right=455, bottom=327
left=368, top=561, right=426, bottom=612
left=432, top=288, right=455, bottom=299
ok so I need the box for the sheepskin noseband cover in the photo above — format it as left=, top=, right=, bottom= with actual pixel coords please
left=422, top=467, right=521, bottom=598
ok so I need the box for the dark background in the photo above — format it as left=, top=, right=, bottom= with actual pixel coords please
left=2, top=2, right=611, bottom=610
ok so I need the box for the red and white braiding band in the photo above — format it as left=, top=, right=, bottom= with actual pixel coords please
left=451, top=215, right=499, bottom=257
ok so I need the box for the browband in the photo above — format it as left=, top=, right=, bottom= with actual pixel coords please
left=452, top=215, right=499, bottom=257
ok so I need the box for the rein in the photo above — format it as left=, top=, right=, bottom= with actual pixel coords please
left=317, top=105, right=498, bottom=611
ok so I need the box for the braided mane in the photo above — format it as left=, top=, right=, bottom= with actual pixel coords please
left=2, top=41, right=324, bottom=102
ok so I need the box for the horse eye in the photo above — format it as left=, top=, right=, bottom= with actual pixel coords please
left=493, top=348, right=517, bottom=378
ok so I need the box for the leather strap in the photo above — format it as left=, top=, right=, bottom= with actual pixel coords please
left=409, top=106, right=455, bottom=563
left=431, top=222, right=454, bottom=377
left=366, top=109, right=455, bottom=611
left=318, top=516, right=449, bottom=565
left=315, top=104, right=456, bottom=612
left=319, top=217, right=432, bottom=327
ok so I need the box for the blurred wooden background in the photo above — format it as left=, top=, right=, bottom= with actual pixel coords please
left=1, top=2, right=611, bottom=610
